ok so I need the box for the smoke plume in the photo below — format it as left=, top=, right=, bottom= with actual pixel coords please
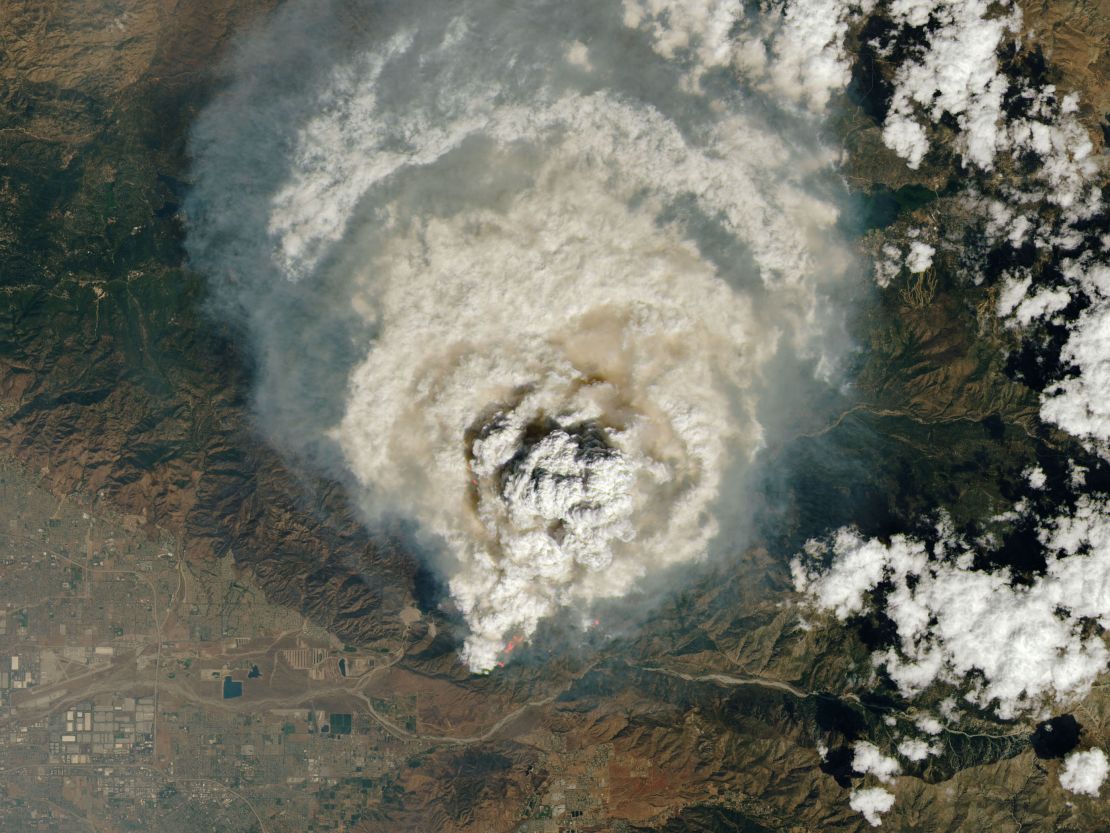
left=185, top=0, right=859, bottom=671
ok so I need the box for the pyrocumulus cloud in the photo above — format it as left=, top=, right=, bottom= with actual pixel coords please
left=186, top=0, right=857, bottom=671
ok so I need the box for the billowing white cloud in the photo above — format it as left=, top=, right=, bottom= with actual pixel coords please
left=881, top=116, right=930, bottom=170
left=914, top=714, right=943, bottom=735
left=882, top=1, right=1020, bottom=169
left=775, top=0, right=1109, bottom=737
left=625, top=0, right=874, bottom=111
left=995, top=273, right=1071, bottom=328
left=897, top=737, right=941, bottom=761
left=1025, top=466, right=1047, bottom=490
left=621, top=0, right=741, bottom=76
left=1042, top=298, right=1110, bottom=457
left=1005, top=90, right=1100, bottom=215
left=743, top=0, right=874, bottom=113
left=722, top=0, right=1032, bottom=170
left=905, top=241, right=935, bottom=274
left=993, top=248, right=1110, bottom=459
left=1059, top=748, right=1108, bottom=797
left=793, top=510, right=1110, bottom=719
left=850, top=786, right=896, bottom=826
left=853, top=741, right=901, bottom=783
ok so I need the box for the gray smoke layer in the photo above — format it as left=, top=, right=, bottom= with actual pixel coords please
left=185, top=0, right=860, bottom=671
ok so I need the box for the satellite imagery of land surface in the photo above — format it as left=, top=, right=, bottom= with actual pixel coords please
left=0, top=1, right=1109, bottom=831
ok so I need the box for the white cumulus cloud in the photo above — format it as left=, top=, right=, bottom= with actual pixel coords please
left=853, top=741, right=902, bottom=783
left=850, top=786, right=896, bottom=826
left=793, top=512, right=1110, bottom=719
left=897, top=737, right=941, bottom=761
left=1059, top=748, right=1108, bottom=797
